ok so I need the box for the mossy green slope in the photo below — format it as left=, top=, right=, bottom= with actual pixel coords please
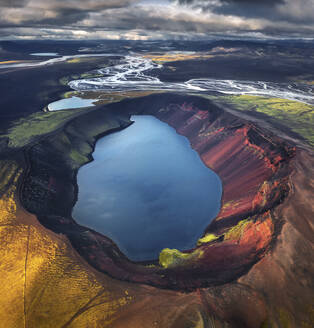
left=208, top=95, right=314, bottom=147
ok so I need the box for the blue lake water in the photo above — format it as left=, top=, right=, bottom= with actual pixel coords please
left=73, top=115, right=222, bottom=261
left=48, top=96, right=96, bottom=111
left=30, top=52, right=59, bottom=56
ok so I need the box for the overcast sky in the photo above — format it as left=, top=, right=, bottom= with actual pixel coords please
left=0, top=0, right=313, bottom=40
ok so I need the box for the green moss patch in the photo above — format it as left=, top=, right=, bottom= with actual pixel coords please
left=159, top=248, right=203, bottom=268
left=207, top=95, right=314, bottom=147
left=197, top=233, right=219, bottom=245
left=3, top=109, right=88, bottom=148
left=224, top=219, right=251, bottom=241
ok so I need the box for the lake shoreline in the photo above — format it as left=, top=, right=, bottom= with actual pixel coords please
left=73, top=115, right=222, bottom=261
left=18, top=93, right=295, bottom=290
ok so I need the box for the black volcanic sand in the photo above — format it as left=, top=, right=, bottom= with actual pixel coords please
left=0, top=55, right=120, bottom=131
left=1, top=39, right=314, bottom=133
left=0, top=40, right=101, bottom=60
left=156, top=52, right=314, bottom=83
left=4, top=39, right=313, bottom=61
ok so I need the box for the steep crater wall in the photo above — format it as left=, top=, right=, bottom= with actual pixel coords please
left=20, top=93, right=295, bottom=290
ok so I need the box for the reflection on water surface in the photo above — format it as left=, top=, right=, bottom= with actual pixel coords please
left=73, top=115, right=222, bottom=261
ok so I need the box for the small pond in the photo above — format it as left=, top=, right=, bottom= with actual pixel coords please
left=73, top=115, right=222, bottom=261
left=30, top=52, right=59, bottom=56
left=48, top=96, right=96, bottom=111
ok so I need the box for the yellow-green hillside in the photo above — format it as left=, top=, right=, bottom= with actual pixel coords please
left=208, top=95, right=314, bottom=147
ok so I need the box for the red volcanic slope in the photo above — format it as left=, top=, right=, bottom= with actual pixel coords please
left=154, top=102, right=293, bottom=227
left=21, top=96, right=295, bottom=290
left=71, top=99, right=294, bottom=289
left=17, top=95, right=313, bottom=326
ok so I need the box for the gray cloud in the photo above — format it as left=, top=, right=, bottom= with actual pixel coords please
left=0, top=0, right=140, bottom=27
left=0, top=0, right=29, bottom=7
left=177, top=0, right=282, bottom=4
left=175, top=0, right=314, bottom=23
left=0, top=0, right=313, bottom=39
